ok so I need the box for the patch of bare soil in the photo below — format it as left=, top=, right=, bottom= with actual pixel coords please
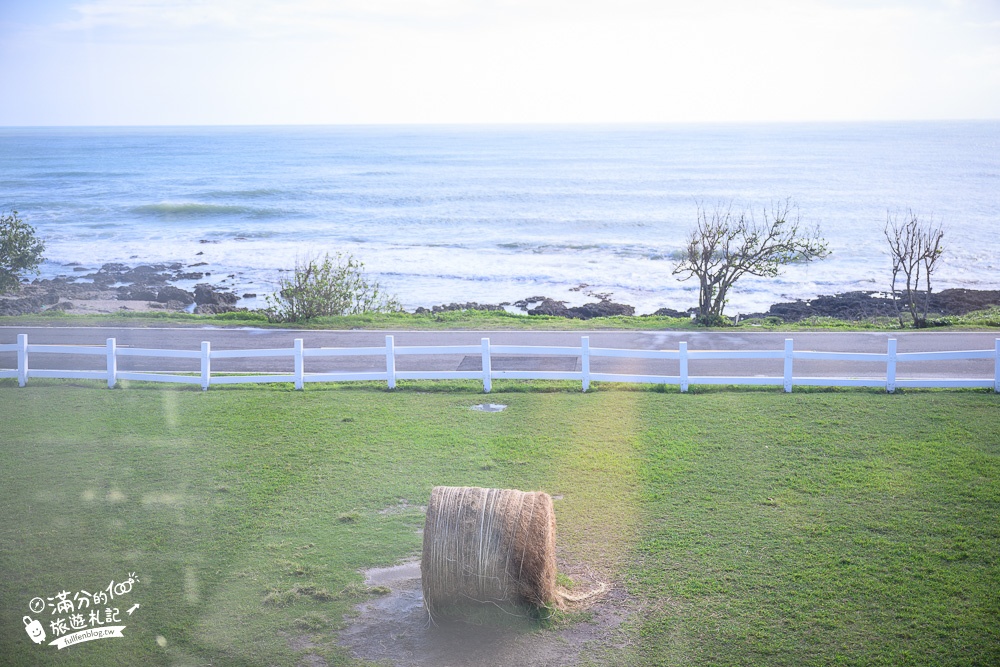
left=337, top=560, right=630, bottom=667
left=278, top=631, right=329, bottom=667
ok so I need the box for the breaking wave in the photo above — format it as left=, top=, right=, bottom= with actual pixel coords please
left=131, top=202, right=289, bottom=219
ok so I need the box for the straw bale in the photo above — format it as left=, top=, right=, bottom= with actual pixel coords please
left=421, top=486, right=557, bottom=620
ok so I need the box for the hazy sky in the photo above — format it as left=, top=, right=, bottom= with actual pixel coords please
left=1, top=0, right=999, bottom=126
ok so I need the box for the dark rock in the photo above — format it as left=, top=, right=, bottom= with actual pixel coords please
left=526, top=298, right=634, bottom=319
left=242, top=293, right=257, bottom=299
left=31, top=277, right=69, bottom=288
left=98, top=262, right=130, bottom=275
left=512, top=296, right=551, bottom=310
left=118, top=286, right=159, bottom=301
left=194, top=284, right=238, bottom=306
left=156, top=286, right=194, bottom=304
left=526, top=298, right=571, bottom=317
left=0, top=297, right=45, bottom=316
left=930, top=288, right=1000, bottom=315
left=21, top=278, right=116, bottom=301
left=173, top=272, right=205, bottom=281
left=126, top=264, right=161, bottom=277
left=90, top=263, right=133, bottom=288
left=571, top=301, right=635, bottom=318
left=762, top=289, right=1000, bottom=322
left=765, top=291, right=896, bottom=322
left=121, top=265, right=172, bottom=285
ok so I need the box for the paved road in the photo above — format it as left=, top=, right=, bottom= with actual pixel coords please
left=3, top=326, right=998, bottom=381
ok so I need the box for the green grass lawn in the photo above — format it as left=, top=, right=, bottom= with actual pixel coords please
left=1, top=380, right=998, bottom=666
left=3, top=304, right=999, bottom=330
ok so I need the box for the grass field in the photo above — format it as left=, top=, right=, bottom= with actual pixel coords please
left=2, top=304, right=1000, bottom=330
left=1, top=380, right=998, bottom=666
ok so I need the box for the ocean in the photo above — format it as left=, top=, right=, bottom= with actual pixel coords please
left=1, top=122, right=997, bottom=314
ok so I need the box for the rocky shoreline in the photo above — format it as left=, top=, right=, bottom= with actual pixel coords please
left=2, top=261, right=999, bottom=321
left=0, top=262, right=244, bottom=317
left=750, top=289, right=1000, bottom=322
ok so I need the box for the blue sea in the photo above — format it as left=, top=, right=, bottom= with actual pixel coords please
left=1, top=122, right=997, bottom=314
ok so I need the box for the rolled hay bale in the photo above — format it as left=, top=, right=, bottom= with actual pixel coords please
left=421, top=486, right=557, bottom=620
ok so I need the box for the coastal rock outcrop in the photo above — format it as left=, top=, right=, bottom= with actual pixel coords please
left=118, top=286, right=159, bottom=301
left=4, top=260, right=998, bottom=322
left=156, top=286, right=195, bottom=304
left=194, top=284, right=238, bottom=306
left=0, top=295, right=49, bottom=316
left=760, top=289, right=1000, bottom=322
left=525, top=297, right=635, bottom=319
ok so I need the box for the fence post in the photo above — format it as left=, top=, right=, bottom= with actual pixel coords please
left=783, top=339, right=793, bottom=393
left=200, top=341, right=211, bottom=391
left=679, top=341, right=688, bottom=393
left=994, top=338, right=999, bottom=394
left=481, top=337, right=492, bottom=394
left=886, top=338, right=897, bottom=393
left=106, top=338, right=117, bottom=388
left=385, top=335, right=396, bottom=390
left=294, top=338, right=304, bottom=390
left=581, top=336, right=590, bottom=392
left=17, top=333, right=27, bottom=387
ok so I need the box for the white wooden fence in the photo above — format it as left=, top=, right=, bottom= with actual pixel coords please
left=1, top=333, right=998, bottom=393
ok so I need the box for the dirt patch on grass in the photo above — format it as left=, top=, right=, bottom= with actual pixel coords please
left=279, top=631, right=329, bottom=667
left=337, top=559, right=630, bottom=667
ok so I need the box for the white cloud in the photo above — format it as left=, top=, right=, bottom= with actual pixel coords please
left=60, top=0, right=488, bottom=34
left=1, top=0, right=997, bottom=124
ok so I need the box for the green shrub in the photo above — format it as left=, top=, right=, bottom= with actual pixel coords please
left=693, top=313, right=731, bottom=327
left=265, top=252, right=401, bottom=323
left=0, top=209, right=45, bottom=294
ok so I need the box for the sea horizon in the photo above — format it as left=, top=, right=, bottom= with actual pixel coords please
left=4, top=117, right=998, bottom=128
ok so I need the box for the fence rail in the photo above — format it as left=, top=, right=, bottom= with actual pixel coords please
left=2, top=333, right=998, bottom=393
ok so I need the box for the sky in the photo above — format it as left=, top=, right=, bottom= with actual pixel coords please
left=0, top=0, right=998, bottom=126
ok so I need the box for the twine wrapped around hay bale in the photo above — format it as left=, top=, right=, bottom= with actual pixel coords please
left=421, top=486, right=557, bottom=620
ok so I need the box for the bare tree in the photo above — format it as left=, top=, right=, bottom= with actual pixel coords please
left=673, top=200, right=829, bottom=324
left=884, top=211, right=944, bottom=328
